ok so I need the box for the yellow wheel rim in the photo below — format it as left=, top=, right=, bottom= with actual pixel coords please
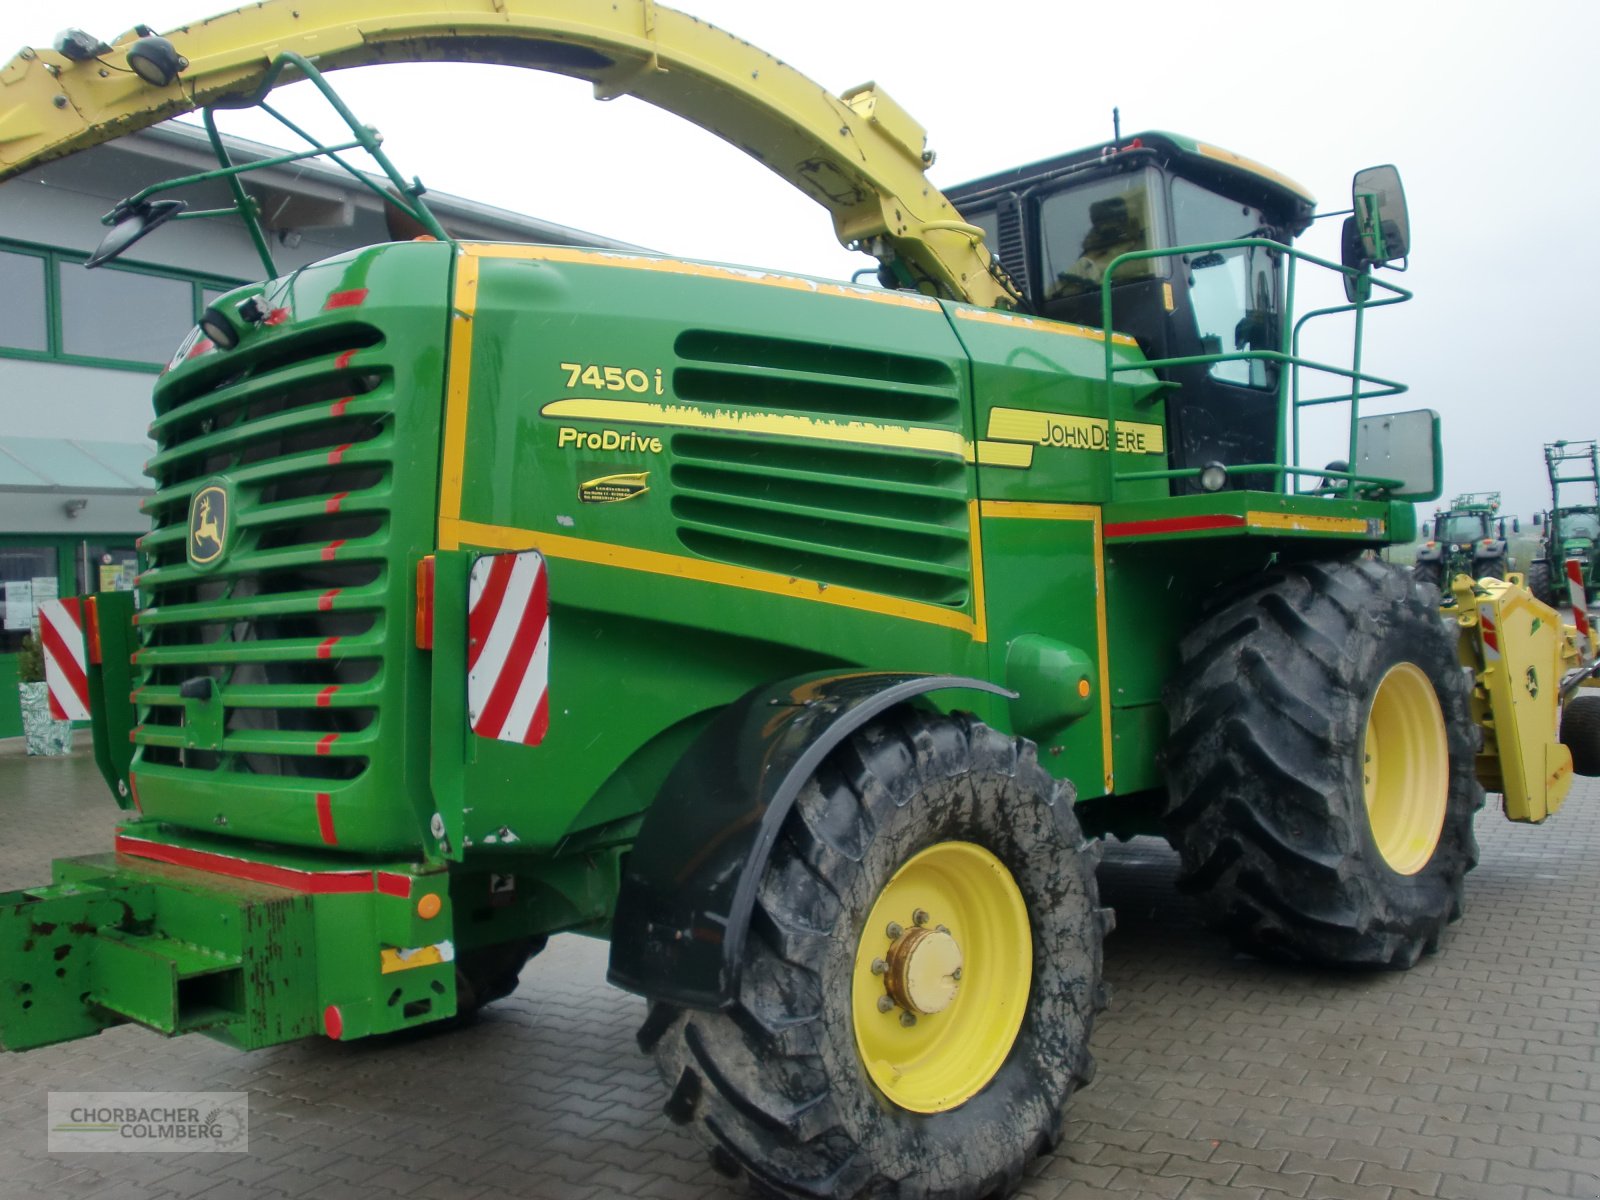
left=851, top=841, right=1031, bottom=1113
left=1362, top=662, right=1449, bottom=875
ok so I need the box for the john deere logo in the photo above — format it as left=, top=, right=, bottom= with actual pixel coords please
left=188, top=484, right=229, bottom=567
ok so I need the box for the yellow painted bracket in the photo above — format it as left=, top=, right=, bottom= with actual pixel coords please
left=1449, top=573, right=1590, bottom=822
left=0, top=0, right=1011, bottom=308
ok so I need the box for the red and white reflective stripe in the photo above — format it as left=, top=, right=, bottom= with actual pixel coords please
left=38, top=598, right=90, bottom=721
left=467, top=552, right=550, bottom=746
left=1478, top=604, right=1500, bottom=661
left=1561, top=563, right=1587, bottom=649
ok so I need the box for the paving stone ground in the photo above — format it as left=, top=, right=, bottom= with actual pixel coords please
left=1, top=747, right=1597, bottom=1199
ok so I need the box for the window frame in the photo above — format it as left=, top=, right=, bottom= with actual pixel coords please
left=0, top=236, right=246, bottom=374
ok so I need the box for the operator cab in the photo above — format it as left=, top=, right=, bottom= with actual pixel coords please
left=946, top=132, right=1316, bottom=494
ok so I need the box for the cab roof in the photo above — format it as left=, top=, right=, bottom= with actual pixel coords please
left=946, top=130, right=1316, bottom=235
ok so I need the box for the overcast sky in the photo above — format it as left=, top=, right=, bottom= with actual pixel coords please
left=6, top=1, right=1598, bottom=518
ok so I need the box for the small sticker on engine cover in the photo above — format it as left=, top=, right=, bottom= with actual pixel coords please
left=579, top=471, right=649, bottom=504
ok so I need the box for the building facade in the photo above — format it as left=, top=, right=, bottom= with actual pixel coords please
left=0, top=121, right=623, bottom=736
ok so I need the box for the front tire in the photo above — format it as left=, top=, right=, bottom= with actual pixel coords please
left=1561, top=694, right=1600, bottom=777
left=1412, top=560, right=1442, bottom=589
left=643, top=711, right=1108, bottom=1199
left=1164, top=560, right=1482, bottom=968
left=1528, top=559, right=1557, bottom=606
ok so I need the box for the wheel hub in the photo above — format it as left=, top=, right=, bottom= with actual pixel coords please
left=851, top=841, right=1032, bottom=1113
left=1362, top=661, right=1449, bottom=875
left=884, top=923, right=963, bottom=1015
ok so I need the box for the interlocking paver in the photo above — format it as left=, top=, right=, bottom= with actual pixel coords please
left=2, top=748, right=1599, bottom=1199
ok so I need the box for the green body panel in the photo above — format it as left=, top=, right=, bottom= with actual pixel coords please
left=447, top=257, right=991, bottom=848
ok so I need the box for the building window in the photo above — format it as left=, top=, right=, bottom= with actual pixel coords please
left=0, top=546, right=57, bottom=654
left=0, top=238, right=242, bottom=372
left=0, top=249, right=48, bottom=352
left=59, top=261, right=196, bottom=364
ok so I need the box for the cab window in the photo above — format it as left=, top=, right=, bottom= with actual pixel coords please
left=1039, top=168, right=1165, bottom=301
left=1170, top=178, right=1278, bottom=390
left=1440, top=515, right=1488, bottom=542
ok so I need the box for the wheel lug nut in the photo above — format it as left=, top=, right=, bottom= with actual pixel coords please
left=912, top=909, right=929, bottom=927
left=877, top=995, right=895, bottom=1013
left=899, top=1011, right=917, bottom=1027
left=951, top=967, right=963, bottom=981
left=936, top=924, right=950, bottom=935
left=870, top=958, right=888, bottom=975
left=885, top=922, right=903, bottom=939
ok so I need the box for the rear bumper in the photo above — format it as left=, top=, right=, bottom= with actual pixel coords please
left=0, top=831, right=456, bottom=1052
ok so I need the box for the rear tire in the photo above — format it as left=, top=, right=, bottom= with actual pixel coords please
left=1561, top=694, right=1600, bottom=777
left=1164, top=559, right=1482, bottom=968
left=455, top=936, right=545, bottom=1015
left=643, top=711, right=1108, bottom=1199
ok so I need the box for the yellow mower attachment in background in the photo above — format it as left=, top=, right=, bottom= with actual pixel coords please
left=1448, top=572, right=1599, bottom=821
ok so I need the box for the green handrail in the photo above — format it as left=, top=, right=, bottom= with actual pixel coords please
left=1096, top=237, right=1412, bottom=503
left=100, top=51, right=451, bottom=278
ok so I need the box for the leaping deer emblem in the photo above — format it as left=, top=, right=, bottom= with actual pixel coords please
left=191, top=490, right=224, bottom=561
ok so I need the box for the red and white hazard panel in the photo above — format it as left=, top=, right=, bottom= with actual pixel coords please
left=1566, top=559, right=1592, bottom=660
left=38, top=598, right=90, bottom=721
left=467, top=551, right=550, bottom=746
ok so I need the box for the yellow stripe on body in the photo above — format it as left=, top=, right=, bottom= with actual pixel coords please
left=954, top=305, right=1139, bottom=348
left=438, top=252, right=480, bottom=525
left=1245, top=510, right=1377, bottom=535
left=441, top=518, right=985, bottom=641
left=979, top=501, right=1113, bottom=793
left=542, top=398, right=969, bottom=459
left=461, top=243, right=945, bottom=311
left=975, top=440, right=1034, bottom=468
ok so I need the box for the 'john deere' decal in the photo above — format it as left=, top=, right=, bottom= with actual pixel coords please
left=987, top=408, right=1166, bottom=455
left=188, top=483, right=229, bottom=567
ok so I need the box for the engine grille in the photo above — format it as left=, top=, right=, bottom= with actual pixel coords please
left=133, top=322, right=392, bottom=782
left=668, top=330, right=971, bottom=607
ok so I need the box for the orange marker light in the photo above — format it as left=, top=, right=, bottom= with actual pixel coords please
left=417, top=893, right=442, bottom=920
left=416, top=556, right=435, bottom=650
left=1077, top=678, right=1091, bottom=699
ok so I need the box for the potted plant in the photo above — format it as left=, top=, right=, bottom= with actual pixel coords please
left=17, top=631, right=73, bottom=756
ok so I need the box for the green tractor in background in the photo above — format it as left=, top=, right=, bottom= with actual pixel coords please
left=1530, top=441, right=1600, bottom=607
left=1414, top=491, right=1512, bottom=587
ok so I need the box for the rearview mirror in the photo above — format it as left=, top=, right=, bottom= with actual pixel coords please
left=1420, top=521, right=1431, bottom=538
left=1352, top=164, right=1409, bottom=264
left=1534, top=512, right=1544, bottom=527
left=1353, top=408, right=1441, bottom=500
left=85, top=198, right=186, bottom=269
left=1513, top=518, right=1521, bottom=533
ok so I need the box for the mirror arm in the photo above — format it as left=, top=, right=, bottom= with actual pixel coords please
left=203, top=106, right=277, bottom=278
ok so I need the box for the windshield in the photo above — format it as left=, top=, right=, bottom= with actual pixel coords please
left=1039, top=167, right=1165, bottom=300
left=1170, top=177, right=1278, bottom=390
left=1440, top=515, right=1490, bottom=542
left=1561, top=511, right=1600, bottom=541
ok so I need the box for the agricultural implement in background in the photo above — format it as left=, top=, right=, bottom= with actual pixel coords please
left=1, top=4, right=1598, bottom=1196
